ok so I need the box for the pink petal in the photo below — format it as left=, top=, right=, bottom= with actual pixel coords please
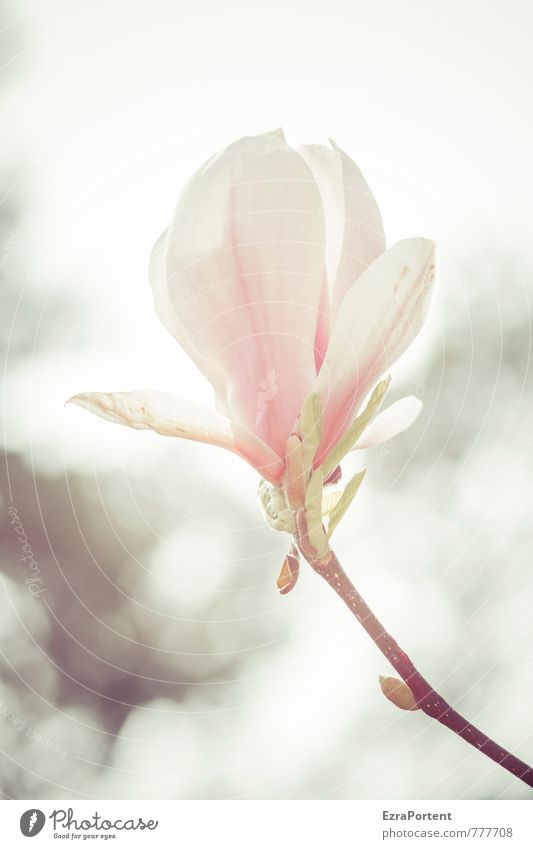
left=313, top=271, right=330, bottom=373
left=67, top=389, right=284, bottom=483
left=313, top=238, right=436, bottom=466
left=150, top=129, right=326, bottom=458
left=299, top=140, right=385, bottom=320
left=353, top=395, right=423, bottom=450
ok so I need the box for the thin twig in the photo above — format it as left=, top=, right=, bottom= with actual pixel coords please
left=304, top=547, right=533, bottom=789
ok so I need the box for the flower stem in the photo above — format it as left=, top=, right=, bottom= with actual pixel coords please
left=305, top=548, right=533, bottom=789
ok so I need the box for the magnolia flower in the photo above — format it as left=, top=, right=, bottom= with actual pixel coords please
left=69, top=129, right=435, bottom=569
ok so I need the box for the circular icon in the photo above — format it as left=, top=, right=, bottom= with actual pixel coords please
left=20, top=809, right=46, bottom=837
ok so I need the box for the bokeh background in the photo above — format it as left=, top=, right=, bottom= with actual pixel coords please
left=1, top=0, right=533, bottom=800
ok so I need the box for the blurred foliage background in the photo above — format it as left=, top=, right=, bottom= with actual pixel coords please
left=1, top=0, right=532, bottom=800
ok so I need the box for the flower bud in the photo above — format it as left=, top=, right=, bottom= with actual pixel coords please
left=379, top=675, right=419, bottom=711
left=277, top=548, right=300, bottom=594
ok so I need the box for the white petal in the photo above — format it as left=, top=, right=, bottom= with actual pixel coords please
left=150, top=129, right=326, bottom=457
left=299, top=140, right=385, bottom=318
left=312, top=238, right=435, bottom=465
left=67, top=389, right=284, bottom=483
left=353, top=395, right=423, bottom=449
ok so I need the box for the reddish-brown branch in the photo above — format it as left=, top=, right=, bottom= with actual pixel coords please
left=305, top=548, right=533, bottom=789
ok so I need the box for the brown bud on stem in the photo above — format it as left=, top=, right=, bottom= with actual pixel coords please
left=277, top=547, right=300, bottom=595
left=379, top=675, right=419, bottom=711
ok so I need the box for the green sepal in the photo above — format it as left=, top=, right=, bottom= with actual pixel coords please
left=299, top=392, right=323, bottom=475
left=321, top=377, right=390, bottom=478
left=326, top=469, right=366, bottom=540
left=304, top=468, right=328, bottom=557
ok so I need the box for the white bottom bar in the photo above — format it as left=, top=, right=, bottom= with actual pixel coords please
left=1, top=799, right=531, bottom=848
